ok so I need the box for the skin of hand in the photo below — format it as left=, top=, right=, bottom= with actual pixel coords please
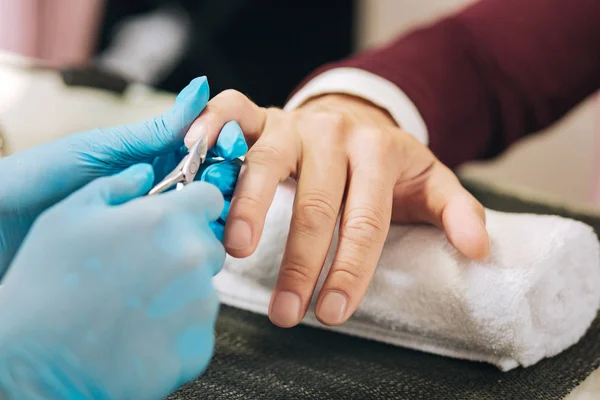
left=0, top=76, right=247, bottom=276
left=183, top=90, right=490, bottom=329
left=0, top=165, right=224, bottom=400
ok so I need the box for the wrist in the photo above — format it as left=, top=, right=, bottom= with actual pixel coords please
left=299, top=94, right=399, bottom=130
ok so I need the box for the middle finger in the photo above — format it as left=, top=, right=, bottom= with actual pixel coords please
left=269, top=114, right=348, bottom=328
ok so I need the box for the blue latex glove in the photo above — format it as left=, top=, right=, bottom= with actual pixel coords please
left=0, top=76, right=247, bottom=276
left=0, top=164, right=224, bottom=400
left=198, top=120, right=247, bottom=241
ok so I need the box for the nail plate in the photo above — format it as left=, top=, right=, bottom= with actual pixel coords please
left=270, top=291, right=302, bottom=328
left=224, top=219, right=252, bottom=250
left=318, top=291, right=348, bottom=325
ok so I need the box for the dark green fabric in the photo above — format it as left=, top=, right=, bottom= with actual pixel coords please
left=169, top=180, right=600, bottom=399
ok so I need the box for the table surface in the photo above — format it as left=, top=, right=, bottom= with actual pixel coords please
left=1, top=52, right=598, bottom=399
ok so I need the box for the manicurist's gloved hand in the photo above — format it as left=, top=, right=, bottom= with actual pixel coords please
left=0, top=165, right=224, bottom=400
left=0, top=76, right=247, bottom=276
left=196, top=120, right=248, bottom=241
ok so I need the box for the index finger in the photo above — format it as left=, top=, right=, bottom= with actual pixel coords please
left=184, top=90, right=267, bottom=150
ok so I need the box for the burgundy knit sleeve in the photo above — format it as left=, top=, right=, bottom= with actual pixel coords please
left=292, top=0, right=600, bottom=168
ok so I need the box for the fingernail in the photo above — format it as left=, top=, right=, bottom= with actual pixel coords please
left=185, top=122, right=207, bottom=149
left=176, top=76, right=209, bottom=105
left=224, top=219, right=252, bottom=250
left=270, top=291, right=302, bottom=328
left=318, top=291, right=348, bottom=325
left=480, top=218, right=491, bottom=258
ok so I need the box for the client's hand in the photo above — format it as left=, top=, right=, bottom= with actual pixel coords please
left=183, top=90, right=489, bottom=328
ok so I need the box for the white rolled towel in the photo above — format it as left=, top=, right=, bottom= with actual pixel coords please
left=214, top=181, right=600, bottom=371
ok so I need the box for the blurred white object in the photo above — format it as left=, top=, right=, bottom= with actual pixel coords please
left=0, top=51, right=176, bottom=156
left=97, top=6, right=192, bottom=85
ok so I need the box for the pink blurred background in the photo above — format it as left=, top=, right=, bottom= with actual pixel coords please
left=0, top=0, right=103, bottom=67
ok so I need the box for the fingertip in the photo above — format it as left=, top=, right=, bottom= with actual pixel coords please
left=453, top=222, right=490, bottom=260
left=76, top=163, right=155, bottom=206
left=169, top=77, right=210, bottom=139
left=315, top=291, right=350, bottom=326
left=182, top=181, right=225, bottom=221
left=268, top=291, right=303, bottom=328
left=223, top=218, right=255, bottom=258
left=442, top=197, right=491, bottom=260
left=184, top=120, right=207, bottom=150
left=215, top=121, right=248, bottom=159
left=200, top=160, right=241, bottom=196
left=176, top=76, right=209, bottom=106
left=123, top=163, right=155, bottom=184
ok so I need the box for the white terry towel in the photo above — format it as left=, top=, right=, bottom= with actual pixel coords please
left=214, top=181, right=600, bottom=371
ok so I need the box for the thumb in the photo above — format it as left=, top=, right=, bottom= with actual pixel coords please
left=393, top=164, right=490, bottom=260
left=98, top=77, right=210, bottom=160
left=427, top=170, right=490, bottom=260
left=441, top=194, right=490, bottom=260
left=68, top=164, right=155, bottom=206
left=157, top=76, right=211, bottom=148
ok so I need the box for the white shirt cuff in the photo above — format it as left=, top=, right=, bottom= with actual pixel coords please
left=284, top=67, right=429, bottom=146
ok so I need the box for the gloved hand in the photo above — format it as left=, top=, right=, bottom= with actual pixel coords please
left=192, top=120, right=247, bottom=241
left=0, top=76, right=248, bottom=276
left=0, top=164, right=224, bottom=400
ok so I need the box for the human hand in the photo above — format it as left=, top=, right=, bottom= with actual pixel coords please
left=0, top=164, right=224, bottom=400
left=183, top=91, right=489, bottom=328
left=0, top=76, right=247, bottom=275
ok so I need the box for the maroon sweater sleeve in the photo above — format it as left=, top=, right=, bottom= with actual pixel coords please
left=293, top=0, right=600, bottom=168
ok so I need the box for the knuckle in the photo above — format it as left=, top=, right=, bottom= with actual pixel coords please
left=144, top=204, right=171, bottom=228
left=230, top=194, right=264, bottom=221
left=362, top=128, right=394, bottom=158
left=217, top=89, right=248, bottom=107
left=233, top=192, right=263, bottom=211
left=247, top=143, right=287, bottom=168
left=148, top=115, right=175, bottom=143
left=280, top=257, right=316, bottom=286
left=343, top=207, right=387, bottom=247
left=307, top=111, right=346, bottom=135
left=182, top=247, right=204, bottom=269
left=294, top=191, right=338, bottom=234
left=330, top=259, right=364, bottom=285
